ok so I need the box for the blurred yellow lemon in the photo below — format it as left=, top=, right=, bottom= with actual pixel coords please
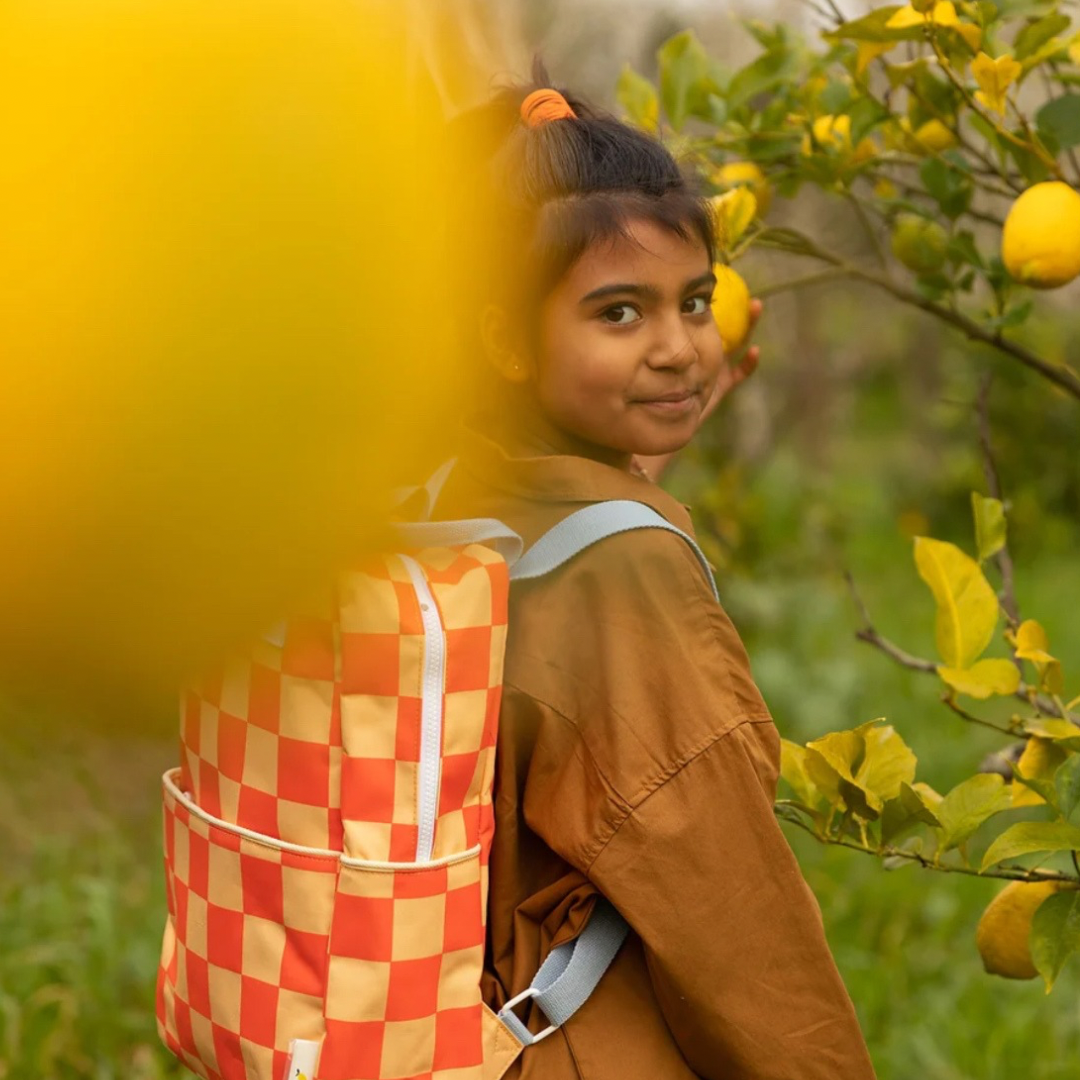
left=891, top=214, right=949, bottom=275
left=1002, top=181, right=1080, bottom=289
left=912, top=118, right=958, bottom=152
left=976, top=880, right=1070, bottom=979
left=711, top=161, right=773, bottom=217
left=801, top=114, right=852, bottom=155
left=711, top=265, right=752, bottom=353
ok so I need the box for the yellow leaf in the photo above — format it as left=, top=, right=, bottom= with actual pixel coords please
left=800, top=113, right=852, bottom=155
left=972, top=492, right=1006, bottom=562
left=1014, top=618, right=1053, bottom=661
left=780, top=739, right=823, bottom=808
left=931, top=1, right=960, bottom=26
left=856, top=723, right=917, bottom=804
left=709, top=188, right=757, bottom=253
left=914, top=536, right=999, bottom=669
left=956, top=22, right=983, bottom=51
left=857, top=42, right=895, bottom=75
left=938, top=658, right=1021, bottom=699
left=1070, top=41, right=1080, bottom=66
left=971, top=51, right=1022, bottom=114
left=886, top=5, right=925, bottom=28
left=1011, top=737, right=1068, bottom=807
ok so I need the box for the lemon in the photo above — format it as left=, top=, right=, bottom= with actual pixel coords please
left=976, top=880, right=1071, bottom=979
left=712, top=161, right=772, bottom=217
left=711, top=265, right=751, bottom=353
left=1002, top=181, right=1080, bottom=289
left=891, top=213, right=949, bottom=275
left=800, top=114, right=852, bottom=155
left=912, top=118, right=957, bottom=152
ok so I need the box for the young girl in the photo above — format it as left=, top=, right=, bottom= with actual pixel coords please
left=433, top=69, right=879, bottom=1079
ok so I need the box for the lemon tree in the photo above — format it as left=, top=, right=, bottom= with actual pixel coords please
left=616, top=8, right=1080, bottom=991
left=616, top=11, right=1080, bottom=400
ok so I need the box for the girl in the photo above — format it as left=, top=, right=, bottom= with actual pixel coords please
left=433, top=68, right=879, bottom=1079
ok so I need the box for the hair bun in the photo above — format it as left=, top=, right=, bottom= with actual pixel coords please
left=520, top=88, right=577, bottom=128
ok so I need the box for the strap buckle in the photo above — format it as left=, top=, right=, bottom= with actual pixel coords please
left=497, top=986, right=556, bottom=1044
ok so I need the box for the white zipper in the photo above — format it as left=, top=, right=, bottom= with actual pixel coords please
left=399, top=554, right=446, bottom=863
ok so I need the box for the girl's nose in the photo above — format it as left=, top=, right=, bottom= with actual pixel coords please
left=645, top=323, right=698, bottom=371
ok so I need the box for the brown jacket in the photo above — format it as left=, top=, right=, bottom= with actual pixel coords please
left=435, top=432, right=877, bottom=1080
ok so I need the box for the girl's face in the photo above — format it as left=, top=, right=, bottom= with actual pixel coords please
left=522, top=217, right=723, bottom=468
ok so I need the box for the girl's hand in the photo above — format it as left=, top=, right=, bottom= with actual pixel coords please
left=631, top=298, right=764, bottom=483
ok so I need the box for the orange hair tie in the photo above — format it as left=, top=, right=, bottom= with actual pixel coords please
left=520, top=88, right=577, bottom=128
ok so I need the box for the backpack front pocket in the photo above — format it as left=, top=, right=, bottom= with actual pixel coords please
left=159, top=770, right=488, bottom=1080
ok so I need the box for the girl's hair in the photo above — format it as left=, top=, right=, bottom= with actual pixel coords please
left=452, top=59, right=715, bottom=323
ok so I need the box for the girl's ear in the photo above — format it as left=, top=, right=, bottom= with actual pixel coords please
left=480, top=305, right=531, bottom=385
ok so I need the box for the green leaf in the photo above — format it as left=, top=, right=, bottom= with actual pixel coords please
left=938, top=658, right=1021, bottom=699
left=948, top=230, right=985, bottom=269
left=1055, top=754, right=1080, bottom=820
left=972, top=492, right=1007, bottom=561
left=1031, top=887, right=1080, bottom=992
left=981, top=821, right=1080, bottom=870
left=657, top=30, right=714, bottom=131
left=1014, top=12, right=1071, bottom=60
left=616, top=65, right=660, bottom=132
left=726, top=46, right=799, bottom=111
left=1037, top=94, right=1080, bottom=150
left=919, top=154, right=974, bottom=219
left=914, top=536, right=1000, bottom=668
left=937, top=773, right=1013, bottom=851
left=901, top=780, right=943, bottom=826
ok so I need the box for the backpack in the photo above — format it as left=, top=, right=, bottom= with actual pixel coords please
left=156, top=471, right=718, bottom=1080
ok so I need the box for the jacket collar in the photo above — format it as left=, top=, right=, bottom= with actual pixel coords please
left=456, top=425, right=696, bottom=534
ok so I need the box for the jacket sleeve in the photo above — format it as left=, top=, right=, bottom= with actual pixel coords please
left=587, top=719, right=877, bottom=1079
left=516, top=529, right=877, bottom=1080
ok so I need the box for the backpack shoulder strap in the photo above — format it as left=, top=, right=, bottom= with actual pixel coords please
left=509, top=499, right=718, bottom=601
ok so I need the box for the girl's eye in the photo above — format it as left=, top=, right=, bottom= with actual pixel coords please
left=683, top=295, right=712, bottom=316
left=601, top=303, right=642, bottom=325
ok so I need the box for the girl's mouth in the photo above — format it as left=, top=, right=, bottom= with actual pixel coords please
left=634, top=389, right=700, bottom=415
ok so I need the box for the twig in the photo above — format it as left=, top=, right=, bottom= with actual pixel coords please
left=843, top=189, right=889, bottom=269
left=754, top=227, right=1080, bottom=399
left=941, top=695, right=1018, bottom=737
left=754, top=267, right=850, bottom=296
left=976, top=374, right=1021, bottom=625
left=777, top=808, right=1077, bottom=882
left=927, top=32, right=1064, bottom=182
left=844, top=571, right=1077, bottom=720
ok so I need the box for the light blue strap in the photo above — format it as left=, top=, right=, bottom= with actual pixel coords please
left=497, top=899, right=629, bottom=1046
left=394, top=518, right=523, bottom=563
left=509, top=500, right=718, bottom=600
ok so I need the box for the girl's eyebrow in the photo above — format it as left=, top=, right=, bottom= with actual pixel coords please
left=578, top=282, right=659, bottom=305
left=579, top=271, right=717, bottom=306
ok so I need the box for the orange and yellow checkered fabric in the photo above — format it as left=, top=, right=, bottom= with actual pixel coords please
left=158, top=543, right=517, bottom=1080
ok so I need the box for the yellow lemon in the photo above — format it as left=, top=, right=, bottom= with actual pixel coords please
left=976, top=880, right=1071, bottom=979
left=912, top=118, right=957, bottom=152
left=891, top=214, right=949, bottom=275
left=801, top=114, right=852, bottom=155
left=711, top=265, right=752, bottom=353
left=1002, top=181, right=1080, bottom=289
left=712, top=161, right=773, bottom=217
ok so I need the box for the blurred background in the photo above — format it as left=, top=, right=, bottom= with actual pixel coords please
left=3, top=0, right=1079, bottom=1076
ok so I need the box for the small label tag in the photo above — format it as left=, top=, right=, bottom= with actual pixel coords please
left=284, top=1038, right=321, bottom=1080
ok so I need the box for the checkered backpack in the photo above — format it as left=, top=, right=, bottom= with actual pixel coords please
left=156, top=473, right=718, bottom=1080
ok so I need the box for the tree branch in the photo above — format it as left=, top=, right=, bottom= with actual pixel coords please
left=776, top=806, right=1077, bottom=882
left=754, top=227, right=1080, bottom=399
